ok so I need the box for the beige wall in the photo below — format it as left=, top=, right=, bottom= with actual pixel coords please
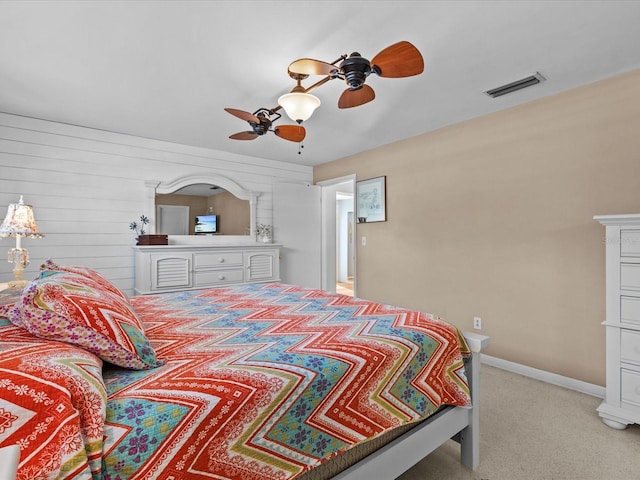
left=208, top=191, right=250, bottom=235
left=314, top=69, right=640, bottom=386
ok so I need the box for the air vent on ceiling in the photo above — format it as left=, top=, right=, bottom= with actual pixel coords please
left=484, top=72, right=546, bottom=98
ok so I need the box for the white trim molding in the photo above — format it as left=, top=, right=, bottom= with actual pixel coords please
left=593, top=213, right=640, bottom=226
left=481, top=354, right=605, bottom=399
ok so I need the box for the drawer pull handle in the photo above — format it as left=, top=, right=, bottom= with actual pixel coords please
left=218, top=275, right=225, bottom=280
left=218, top=258, right=225, bottom=263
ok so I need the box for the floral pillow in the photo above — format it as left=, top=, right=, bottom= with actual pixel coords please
left=9, top=269, right=162, bottom=370
left=0, top=286, right=23, bottom=324
left=41, top=258, right=129, bottom=302
left=0, top=323, right=107, bottom=479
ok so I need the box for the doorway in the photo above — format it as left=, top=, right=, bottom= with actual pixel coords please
left=335, top=194, right=355, bottom=296
left=318, top=175, right=356, bottom=297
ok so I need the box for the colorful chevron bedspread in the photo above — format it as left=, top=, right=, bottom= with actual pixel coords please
left=1, top=282, right=471, bottom=479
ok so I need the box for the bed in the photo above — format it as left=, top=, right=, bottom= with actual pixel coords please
left=0, top=261, right=488, bottom=480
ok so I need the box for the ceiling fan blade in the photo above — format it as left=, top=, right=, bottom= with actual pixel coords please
left=225, top=108, right=260, bottom=124
left=229, top=131, right=259, bottom=140
left=288, top=58, right=337, bottom=76
left=338, top=85, right=375, bottom=109
left=371, top=41, right=424, bottom=78
left=274, top=124, right=306, bottom=143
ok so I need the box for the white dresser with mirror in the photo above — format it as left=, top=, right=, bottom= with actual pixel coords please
left=135, top=172, right=281, bottom=294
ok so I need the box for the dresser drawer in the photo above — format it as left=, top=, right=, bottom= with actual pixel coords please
left=621, top=230, right=640, bottom=257
left=194, top=252, right=243, bottom=268
left=621, top=329, right=640, bottom=365
left=622, top=296, right=640, bottom=325
left=621, top=369, right=640, bottom=413
left=621, top=263, right=640, bottom=292
left=194, top=268, right=244, bottom=286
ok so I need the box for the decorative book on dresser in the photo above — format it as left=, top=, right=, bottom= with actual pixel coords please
left=134, top=244, right=280, bottom=295
left=595, top=214, right=640, bottom=429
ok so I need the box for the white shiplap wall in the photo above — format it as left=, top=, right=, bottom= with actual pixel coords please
left=0, top=112, right=312, bottom=294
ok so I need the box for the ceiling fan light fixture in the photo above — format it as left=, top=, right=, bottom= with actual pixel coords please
left=277, top=92, right=321, bottom=123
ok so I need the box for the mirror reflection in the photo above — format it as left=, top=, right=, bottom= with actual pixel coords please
left=155, top=184, right=250, bottom=235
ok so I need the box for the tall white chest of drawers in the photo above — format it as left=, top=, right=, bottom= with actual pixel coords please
left=595, top=214, right=640, bottom=429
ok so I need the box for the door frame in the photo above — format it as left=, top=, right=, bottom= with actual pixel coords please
left=317, top=174, right=357, bottom=296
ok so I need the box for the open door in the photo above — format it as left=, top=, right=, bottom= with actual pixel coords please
left=273, top=182, right=321, bottom=288
left=274, top=177, right=355, bottom=293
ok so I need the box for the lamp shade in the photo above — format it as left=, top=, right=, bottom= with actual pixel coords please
left=0, top=196, right=43, bottom=238
left=277, top=92, right=321, bottom=123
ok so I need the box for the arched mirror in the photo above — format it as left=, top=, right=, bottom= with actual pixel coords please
left=145, top=174, right=259, bottom=241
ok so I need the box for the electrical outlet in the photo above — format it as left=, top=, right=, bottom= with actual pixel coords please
left=473, top=316, right=482, bottom=330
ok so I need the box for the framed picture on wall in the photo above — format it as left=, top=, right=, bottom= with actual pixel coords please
left=356, top=176, right=386, bottom=223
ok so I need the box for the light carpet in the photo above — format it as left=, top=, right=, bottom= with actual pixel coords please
left=398, top=364, right=640, bottom=480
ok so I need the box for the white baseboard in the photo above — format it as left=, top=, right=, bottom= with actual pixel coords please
left=481, top=354, right=605, bottom=399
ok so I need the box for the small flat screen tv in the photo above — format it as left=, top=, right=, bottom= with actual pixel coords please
left=194, top=215, right=218, bottom=235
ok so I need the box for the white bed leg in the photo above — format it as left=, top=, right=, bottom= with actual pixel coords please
left=0, top=444, right=19, bottom=480
left=332, top=332, right=489, bottom=480
left=459, top=332, right=489, bottom=469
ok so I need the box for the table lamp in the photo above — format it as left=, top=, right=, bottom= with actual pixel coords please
left=0, top=195, right=44, bottom=287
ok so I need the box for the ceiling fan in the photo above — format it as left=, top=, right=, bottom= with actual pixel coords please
left=287, top=41, right=424, bottom=108
left=224, top=41, right=422, bottom=150
left=224, top=107, right=305, bottom=143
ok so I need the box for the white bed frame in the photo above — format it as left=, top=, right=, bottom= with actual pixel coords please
left=335, top=332, right=490, bottom=479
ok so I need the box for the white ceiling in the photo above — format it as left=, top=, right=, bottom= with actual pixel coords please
left=2, top=1, right=640, bottom=167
